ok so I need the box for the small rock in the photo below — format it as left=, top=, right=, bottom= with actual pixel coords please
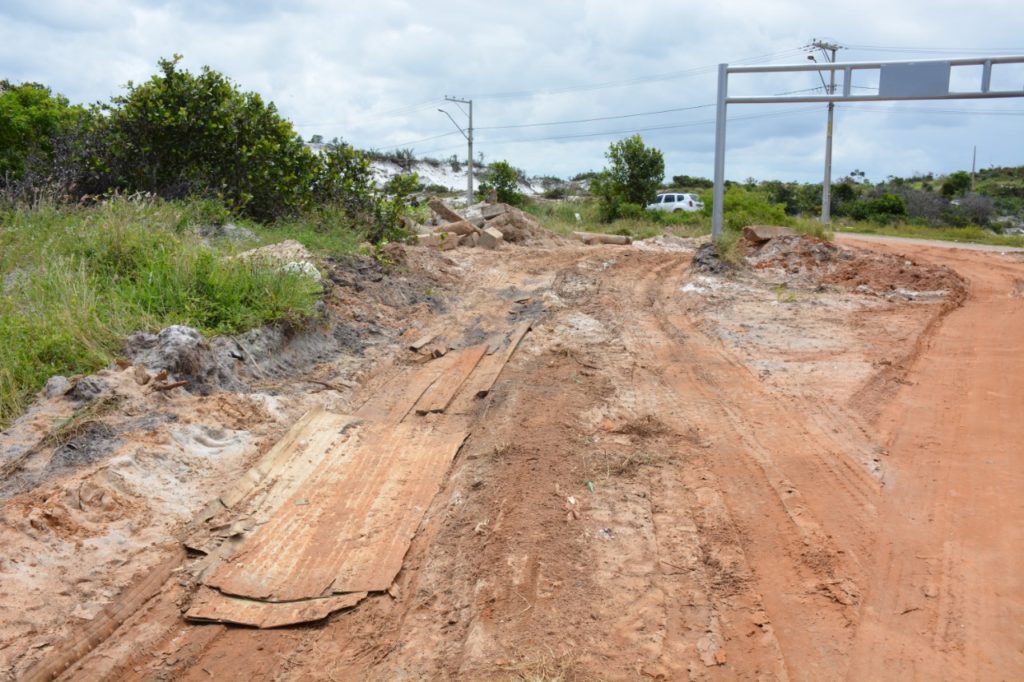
left=68, top=376, right=108, bottom=402
left=44, top=376, right=72, bottom=398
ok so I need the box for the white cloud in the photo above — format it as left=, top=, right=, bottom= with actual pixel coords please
left=2, top=0, right=1022, bottom=181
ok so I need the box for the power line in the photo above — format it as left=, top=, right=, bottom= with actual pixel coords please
left=476, top=103, right=716, bottom=130
left=846, top=43, right=1024, bottom=54
left=412, top=106, right=823, bottom=155
left=469, top=47, right=808, bottom=100
left=374, top=130, right=462, bottom=151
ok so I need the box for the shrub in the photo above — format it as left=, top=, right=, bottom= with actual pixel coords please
left=0, top=81, right=86, bottom=201
left=93, top=55, right=317, bottom=221
left=941, top=170, right=971, bottom=198
left=478, top=160, right=524, bottom=205
left=719, top=186, right=793, bottom=231
left=605, top=134, right=664, bottom=206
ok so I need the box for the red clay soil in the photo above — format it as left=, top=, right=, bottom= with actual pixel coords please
left=839, top=236, right=1024, bottom=680
left=5, top=236, right=1022, bottom=681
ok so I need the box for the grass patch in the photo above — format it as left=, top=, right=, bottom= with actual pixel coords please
left=0, top=198, right=323, bottom=427
left=525, top=197, right=834, bottom=246
left=834, top=221, right=1024, bottom=248
left=523, top=199, right=708, bottom=241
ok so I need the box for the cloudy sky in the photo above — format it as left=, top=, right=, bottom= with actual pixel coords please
left=3, top=0, right=1022, bottom=182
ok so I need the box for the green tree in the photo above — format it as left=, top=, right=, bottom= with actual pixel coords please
left=941, top=170, right=971, bottom=198
left=605, top=134, right=664, bottom=206
left=97, top=55, right=317, bottom=220
left=478, top=160, right=524, bottom=205
left=0, top=82, right=83, bottom=181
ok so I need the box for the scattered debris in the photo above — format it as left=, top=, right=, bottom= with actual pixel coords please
left=573, top=231, right=632, bottom=245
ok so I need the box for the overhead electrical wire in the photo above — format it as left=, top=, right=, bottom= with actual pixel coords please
left=411, top=106, right=824, bottom=156
left=845, top=43, right=1024, bottom=55
left=475, top=103, right=716, bottom=130
left=469, top=46, right=807, bottom=100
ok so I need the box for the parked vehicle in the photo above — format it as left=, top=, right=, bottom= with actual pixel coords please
left=646, top=192, right=704, bottom=213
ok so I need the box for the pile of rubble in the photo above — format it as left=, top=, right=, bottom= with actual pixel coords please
left=741, top=226, right=966, bottom=297
left=411, top=198, right=562, bottom=251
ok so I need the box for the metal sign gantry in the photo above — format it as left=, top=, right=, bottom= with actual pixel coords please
left=711, top=55, right=1024, bottom=240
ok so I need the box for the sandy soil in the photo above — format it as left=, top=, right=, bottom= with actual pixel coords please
left=2, top=232, right=1021, bottom=680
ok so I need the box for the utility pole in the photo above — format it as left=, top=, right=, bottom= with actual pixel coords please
left=810, top=39, right=841, bottom=224
left=971, top=144, right=977, bottom=189
left=440, top=96, right=474, bottom=206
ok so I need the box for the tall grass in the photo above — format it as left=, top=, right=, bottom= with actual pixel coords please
left=0, top=198, right=323, bottom=427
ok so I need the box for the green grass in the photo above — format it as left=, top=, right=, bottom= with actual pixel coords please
left=834, top=221, right=1024, bottom=248
left=0, top=198, right=326, bottom=428
left=524, top=198, right=832, bottom=254
left=523, top=199, right=708, bottom=240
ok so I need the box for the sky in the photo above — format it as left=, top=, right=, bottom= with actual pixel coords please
left=2, top=0, right=1022, bottom=183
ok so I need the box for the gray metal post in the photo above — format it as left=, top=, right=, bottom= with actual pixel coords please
left=711, top=63, right=729, bottom=241
left=467, top=100, right=474, bottom=206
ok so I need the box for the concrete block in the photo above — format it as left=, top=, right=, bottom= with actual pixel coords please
left=481, top=203, right=509, bottom=220
left=480, top=227, right=504, bottom=250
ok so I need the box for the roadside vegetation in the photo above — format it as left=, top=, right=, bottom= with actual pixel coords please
left=0, top=198, right=325, bottom=427
left=1, top=58, right=415, bottom=427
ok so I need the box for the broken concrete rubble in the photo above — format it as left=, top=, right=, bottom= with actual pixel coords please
left=742, top=225, right=796, bottom=244
left=428, top=198, right=465, bottom=224
left=480, top=227, right=504, bottom=250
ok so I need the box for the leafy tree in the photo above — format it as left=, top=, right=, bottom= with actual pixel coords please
left=478, top=160, right=524, bottom=205
left=941, top=170, right=971, bottom=198
left=606, top=134, right=664, bottom=205
left=95, top=55, right=316, bottom=220
left=593, top=135, right=664, bottom=220
left=0, top=82, right=83, bottom=181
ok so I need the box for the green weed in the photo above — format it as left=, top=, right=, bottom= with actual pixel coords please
left=0, top=198, right=322, bottom=427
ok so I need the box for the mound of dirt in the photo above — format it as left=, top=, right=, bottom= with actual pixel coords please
left=746, top=235, right=966, bottom=296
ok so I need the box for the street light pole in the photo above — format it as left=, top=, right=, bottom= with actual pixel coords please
left=441, top=95, right=474, bottom=206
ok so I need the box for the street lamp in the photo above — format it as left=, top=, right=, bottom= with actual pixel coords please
left=438, top=97, right=474, bottom=207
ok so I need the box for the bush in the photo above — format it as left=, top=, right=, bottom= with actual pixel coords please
left=941, top=171, right=971, bottom=198
left=93, top=56, right=316, bottom=221
left=314, top=143, right=412, bottom=243
left=479, top=160, right=524, bottom=205
left=605, top=134, right=664, bottom=206
left=0, top=82, right=84, bottom=183
left=719, top=186, right=793, bottom=231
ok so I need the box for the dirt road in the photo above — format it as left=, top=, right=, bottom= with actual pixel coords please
left=7, top=235, right=1023, bottom=680
left=839, top=237, right=1024, bottom=680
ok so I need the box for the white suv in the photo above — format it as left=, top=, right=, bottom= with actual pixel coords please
left=646, top=192, right=704, bottom=213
